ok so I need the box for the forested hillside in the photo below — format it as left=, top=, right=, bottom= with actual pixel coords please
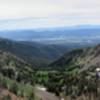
left=0, top=38, right=69, bottom=67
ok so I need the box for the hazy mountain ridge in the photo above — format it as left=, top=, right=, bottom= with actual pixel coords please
left=0, top=27, right=100, bottom=45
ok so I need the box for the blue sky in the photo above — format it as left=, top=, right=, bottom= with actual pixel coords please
left=0, top=0, right=100, bottom=30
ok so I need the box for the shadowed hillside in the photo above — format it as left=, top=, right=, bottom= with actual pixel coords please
left=0, top=37, right=69, bottom=67
left=49, top=44, right=100, bottom=71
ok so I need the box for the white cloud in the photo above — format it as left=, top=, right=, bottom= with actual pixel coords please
left=0, top=0, right=100, bottom=29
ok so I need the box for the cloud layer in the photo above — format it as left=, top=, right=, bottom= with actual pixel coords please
left=0, top=0, right=100, bottom=29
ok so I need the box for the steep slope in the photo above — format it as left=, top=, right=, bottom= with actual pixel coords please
left=0, top=50, right=34, bottom=83
left=0, top=38, right=68, bottom=67
left=49, top=44, right=100, bottom=71
left=47, top=44, right=100, bottom=100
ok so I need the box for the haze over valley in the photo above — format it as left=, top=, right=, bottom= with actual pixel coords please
left=1, top=26, right=100, bottom=46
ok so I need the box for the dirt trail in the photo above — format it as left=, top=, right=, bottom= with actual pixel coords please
left=35, top=86, right=60, bottom=100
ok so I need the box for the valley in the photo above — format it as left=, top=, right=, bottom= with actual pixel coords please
left=0, top=0, right=99, bottom=99
left=0, top=28, right=100, bottom=100
left=0, top=38, right=69, bottom=68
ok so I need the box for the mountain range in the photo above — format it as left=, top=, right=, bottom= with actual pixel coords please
left=0, top=28, right=100, bottom=99
left=0, top=26, right=100, bottom=45
left=0, top=26, right=100, bottom=67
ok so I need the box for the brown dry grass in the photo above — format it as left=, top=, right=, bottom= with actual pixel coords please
left=0, top=89, right=26, bottom=100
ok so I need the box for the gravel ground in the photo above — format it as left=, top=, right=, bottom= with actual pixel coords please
left=35, top=86, right=60, bottom=100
